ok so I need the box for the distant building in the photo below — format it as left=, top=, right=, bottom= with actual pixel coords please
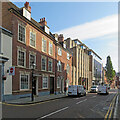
left=64, top=38, right=91, bottom=91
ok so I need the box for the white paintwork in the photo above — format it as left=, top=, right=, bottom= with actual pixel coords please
left=23, top=8, right=31, bottom=20
left=97, top=85, right=109, bottom=94
left=45, top=26, right=49, bottom=34
left=1, top=32, right=12, bottom=95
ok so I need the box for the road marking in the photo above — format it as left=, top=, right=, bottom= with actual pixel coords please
left=113, top=95, right=119, bottom=118
left=39, top=106, right=69, bottom=119
left=76, top=99, right=87, bottom=104
left=2, top=99, right=59, bottom=107
left=104, top=94, right=117, bottom=120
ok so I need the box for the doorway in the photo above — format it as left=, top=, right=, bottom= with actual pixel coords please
left=50, top=77, right=54, bottom=94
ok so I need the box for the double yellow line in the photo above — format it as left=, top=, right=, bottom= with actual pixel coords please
left=104, top=93, right=118, bottom=120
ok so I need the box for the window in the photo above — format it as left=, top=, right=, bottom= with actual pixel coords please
left=57, top=76, right=60, bottom=88
left=66, top=64, right=70, bottom=74
left=42, top=75, right=48, bottom=89
left=67, top=53, right=70, bottom=60
left=49, top=42, right=53, bottom=55
left=58, top=48, right=62, bottom=56
left=48, top=58, right=52, bottom=72
left=30, top=32, right=36, bottom=47
left=18, top=24, right=25, bottom=43
left=18, top=50, right=25, bottom=67
left=57, top=61, right=62, bottom=72
left=20, top=74, right=29, bottom=90
left=42, top=37, right=47, bottom=52
left=41, top=56, right=46, bottom=71
left=29, top=54, right=36, bottom=68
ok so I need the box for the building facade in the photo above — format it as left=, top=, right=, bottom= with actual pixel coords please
left=2, top=2, right=72, bottom=101
left=64, top=38, right=90, bottom=91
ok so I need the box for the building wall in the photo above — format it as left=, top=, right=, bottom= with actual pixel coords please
left=1, top=30, right=12, bottom=95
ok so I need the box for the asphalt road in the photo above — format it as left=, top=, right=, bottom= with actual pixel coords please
left=2, top=89, right=118, bottom=119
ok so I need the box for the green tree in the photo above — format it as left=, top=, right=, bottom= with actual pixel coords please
left=105, top=56, right=115, bottom=84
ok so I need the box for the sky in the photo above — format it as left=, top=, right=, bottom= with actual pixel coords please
left=13, top=2, right=118, bottom=71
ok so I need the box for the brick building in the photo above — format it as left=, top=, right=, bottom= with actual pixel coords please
left=2, top=2, right=72, bottom=101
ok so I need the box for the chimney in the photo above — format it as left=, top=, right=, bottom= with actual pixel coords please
left=58, top=34, right=64, bottom=42
left=24, top=2, right=31, bottom=13
left=39, top=17, right=47, bottom=26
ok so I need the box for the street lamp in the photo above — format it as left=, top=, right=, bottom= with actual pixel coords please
left=31, top=62, right=36, bottom=101
left=96, top=67, right=97, bottom=85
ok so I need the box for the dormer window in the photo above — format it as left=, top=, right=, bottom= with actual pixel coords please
left=23, top=8, right=31, bottom=20
left=44, top=26, right=49, bottom=34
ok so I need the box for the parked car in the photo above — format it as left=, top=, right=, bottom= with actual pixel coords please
left=90, top=85, right=99, bottom=93
left=68, top=85, right=86, bottom=97
left=97, top=85, right=109, bottom=95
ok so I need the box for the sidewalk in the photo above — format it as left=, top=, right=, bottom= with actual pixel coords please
left=4, top=93, right=67, bottom=105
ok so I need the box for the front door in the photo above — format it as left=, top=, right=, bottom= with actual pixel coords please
left=50, top=77, right=54, bottom=94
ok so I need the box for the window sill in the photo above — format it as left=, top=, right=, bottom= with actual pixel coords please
left=18, top=40, right=26, bottom=45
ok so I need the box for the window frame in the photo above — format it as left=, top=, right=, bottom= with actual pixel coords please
left=30, top=31, right=36, bottom=48
left=67, top=53, right=70, bottom=60
left=18, top=23, right=26, bottom=44
left=58, top=47, right=62, bottom=56
left=42, top=75, right=48, bottom=89
left=49, top=41, right=53, bottom=56
left=29, top=53, right=36, bottom=69
left=20, top=73, right=29, bottom=91
left=41, top=56, right=46, bottom=71
left=48, top=58, right=53, bottom=72
left=42, top=37, right=47, bottom=53
left=17, top=48, right=26, bottom=67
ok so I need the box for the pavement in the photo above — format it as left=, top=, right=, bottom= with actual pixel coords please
left=118, top=89, right=120, bottom=120
left=4, top=93, right=67, bottom=105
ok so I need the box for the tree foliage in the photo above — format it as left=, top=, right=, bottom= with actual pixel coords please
left=105, top=56, right=115, bottom=84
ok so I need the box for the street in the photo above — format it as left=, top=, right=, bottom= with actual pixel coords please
left=2, top=89, right=118, bottom=119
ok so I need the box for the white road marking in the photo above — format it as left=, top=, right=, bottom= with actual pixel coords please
left=113, top=95, right=119, bottom=118
left=40, top=106, right=69, bottom=119
left=76, top=99, right=87, bottom=104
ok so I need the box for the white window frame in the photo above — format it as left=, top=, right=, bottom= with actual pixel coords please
left=29, top=53, right=36, bottom=69
left=42, top=37, right=47, bottom=53
left=42, top=75, right=48, bottom=89
left=66, top=64, right=70, bottom=74
left=67, top=53, right=70, bottom=60
left=57, top=61, right=62, bottom=72
left=41, top=56, right=46, bottom=71
left=17, top=47, right=26, bottom=67
left=20, top=73, right=29, bottom=91
left=18, top=23, right=26, bottom=44
left=48, top=58, right=53, bottom=72
left=30, top=31, right=36, bottom=48
left=57, top=76, right=60, bottom=88
left=58, top=48, right=62, bottom=56
left=49, top=42, right=53, bottom=56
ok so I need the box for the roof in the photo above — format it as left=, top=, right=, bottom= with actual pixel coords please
left=7, top=2, right=71, bottom=53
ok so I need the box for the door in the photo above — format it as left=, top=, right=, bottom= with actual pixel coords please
left=50, top=77, right=54, bottom=94
left=34, top=77, right=38, bottom=96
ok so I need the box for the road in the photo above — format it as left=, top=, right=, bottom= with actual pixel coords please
left=2, top=89, right=118, bottom=119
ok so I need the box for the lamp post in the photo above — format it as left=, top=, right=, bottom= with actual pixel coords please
left=31, top=62, right=36, bottom=101
left=96, top=68, right=97, bottom=85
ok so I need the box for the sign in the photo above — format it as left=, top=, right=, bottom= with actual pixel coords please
left=9, top=67, right=15, bottom=75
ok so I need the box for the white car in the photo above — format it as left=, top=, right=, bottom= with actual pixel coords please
left=68, top=85, right=86, bottom=96
left=97, top=85, right=109, bottom=95
left=90, top=85, right=99, bottom=93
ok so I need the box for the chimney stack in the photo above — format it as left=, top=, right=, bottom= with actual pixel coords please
left=24, top=2, right=31, bottom=13
left=39, top=17, right=47, bottom=26
left=58, top=34, right=64, bottom=42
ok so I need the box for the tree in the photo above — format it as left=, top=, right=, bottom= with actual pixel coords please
left=105, top=56, right=115, bottom=84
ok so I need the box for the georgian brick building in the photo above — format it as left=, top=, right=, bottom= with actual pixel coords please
left=2, top=2, right=72, bottom=101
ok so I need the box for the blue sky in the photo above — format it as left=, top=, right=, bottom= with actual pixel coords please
left=13, top=2, right=118, bottom=71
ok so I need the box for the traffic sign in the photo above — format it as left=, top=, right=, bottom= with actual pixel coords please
left=9, top=67, right=15, bottom=75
